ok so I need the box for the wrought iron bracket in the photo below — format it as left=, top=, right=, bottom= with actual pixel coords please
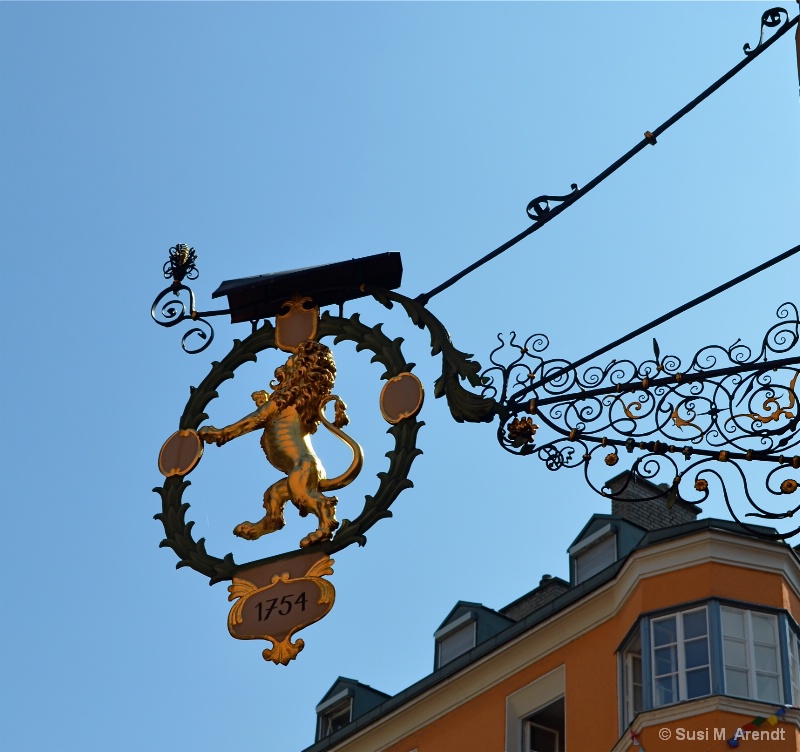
left=150, top=5, right=800, bottom=542
left=477, top=303, right=800, bottom=539
left=150, top=244, right=226, bottom=354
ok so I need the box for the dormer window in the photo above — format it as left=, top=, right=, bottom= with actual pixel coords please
left=435, top=612, right=476, bottom=668
left=569, top=523, right=616, bottom=584
left=315, top=689, right=353, bottom=740
left=313, top=677, right=391, bottom=743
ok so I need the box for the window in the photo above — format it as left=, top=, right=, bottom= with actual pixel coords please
left=721, top=607, right=781, bottom=703
left=620, top=602, right=799, bottom=731
left=315, top=691, right=352, bottom=740
left=435, top=613, right=476, bottom=668
left=788, top=624, right=800, bottom=705
left=570, top=524, right=616, bottom=584
left=506, top=666, right=565, bottom=752
left=524, top=697, right=564, bottom=752
left=622, top=628, right=643, bottom=727
left=651, top=607, right=711, bottom=706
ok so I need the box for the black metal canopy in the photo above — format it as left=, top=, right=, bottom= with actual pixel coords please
left=212, top=251, right=403, bottom=323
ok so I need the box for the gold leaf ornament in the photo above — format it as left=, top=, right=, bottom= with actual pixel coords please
left=781, top=479, right=798, bottom=495
left=228, top=578, right=259, bottom=626
left=306, top=556, right=335, bottom=579
left=263, top=637, right=305, bottom=666
left=226, top=554, right=336, bottom=665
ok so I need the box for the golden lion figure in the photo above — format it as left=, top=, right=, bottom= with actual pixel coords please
left=198, top=340, right=363, bottom=549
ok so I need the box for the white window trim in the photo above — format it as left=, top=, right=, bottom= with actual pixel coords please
left=436, top=620, right=476, bottom=668
left=568, top=523, right=615, bottom=556
left=316, top=688, right=352, bottom=715
left=721, top=606, right=782, bottom=703
left=524, top=720, right=560, bottom=752
left=433, top=611, right=476, bottom=641
left=788, top=622, right=800, bottom=705
left=624, top=650, right=643, bottom=726
left=651, top=606, right=710, bottom=707
left=316, top=688, right=354, bottom=740
left=505, top=665, right=565, bottom=752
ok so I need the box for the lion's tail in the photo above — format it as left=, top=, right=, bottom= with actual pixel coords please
left=318, top=396, right=364, bottom=492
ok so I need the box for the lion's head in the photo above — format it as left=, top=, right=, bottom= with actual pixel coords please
left=270, top=340, right=336, bottom=433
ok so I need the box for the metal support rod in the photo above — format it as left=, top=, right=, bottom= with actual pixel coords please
left=416, top=11, right=799, bottom=305
left=193, top=308, right=232, bottom=319
left=508, top=242, right=800, bottom=408
left=524, top=354, right=800, bottom=410
left=549, top=433, right=796, bottom=466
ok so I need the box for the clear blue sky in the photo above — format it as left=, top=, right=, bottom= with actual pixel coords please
left=1, top=3, right=797, bottom=751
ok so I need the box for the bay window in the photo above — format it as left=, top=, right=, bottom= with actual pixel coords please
left=620, top=601, right=800, bottom=730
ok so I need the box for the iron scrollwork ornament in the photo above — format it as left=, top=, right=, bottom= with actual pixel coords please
left=331, top=288, right=800, bottom=538
left=478, top=303, right=800, bottom=539
left=151, top=244, right=215, bottom=354
left=365, top=286, right=500, bottom=425
left=744, top=7, right=791, bottom=55
left=526, top=184, right=580, bottom=222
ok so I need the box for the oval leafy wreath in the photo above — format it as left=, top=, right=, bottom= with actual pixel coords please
left=153, top=310, right=424, bottom=585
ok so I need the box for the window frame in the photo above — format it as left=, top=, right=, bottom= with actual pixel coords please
left=621, top=624, right=644, bottom=728
left=315, top=689, right=354, bottom=741
left=650, top=605, right=711, bottom=707
left=522, top=697, right=565, bottom=752
left=569, top=523, right=617, bottom=584
left=434, top=612, right=477, bottom=668
left=787, top=618, right=800, bottom=705
left=524, top=719, right=560, bottom=752
left=721, top=605, right=783, bottom=704
left=505, top=666, right=565, bottom=752
left=619, top=600, right=800, bottom=733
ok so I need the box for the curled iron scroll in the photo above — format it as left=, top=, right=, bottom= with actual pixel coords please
left=151, top=244, right=215, bottom=354
left=743, top=7, right=790, bottom=55
left=478, top=303, right=800, bottom=539
left=150, top=284, right=215, bottom=354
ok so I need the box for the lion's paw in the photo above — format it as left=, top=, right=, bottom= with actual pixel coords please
left=299, top=529, right=334, bottom=548
left=234, top=516, right=285, bottom=540
left=233, top=521, right=262, bottom=540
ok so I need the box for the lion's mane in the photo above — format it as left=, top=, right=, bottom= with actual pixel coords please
left=270, top=340, right=336, bottom=434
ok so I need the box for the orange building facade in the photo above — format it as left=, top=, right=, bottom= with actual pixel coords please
left=304, top=474, right=800, bottom=752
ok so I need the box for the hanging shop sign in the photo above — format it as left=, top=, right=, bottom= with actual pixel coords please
left=149, top=6, right=800, bottom=665
left=152, top=249, right=429, bottom=663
